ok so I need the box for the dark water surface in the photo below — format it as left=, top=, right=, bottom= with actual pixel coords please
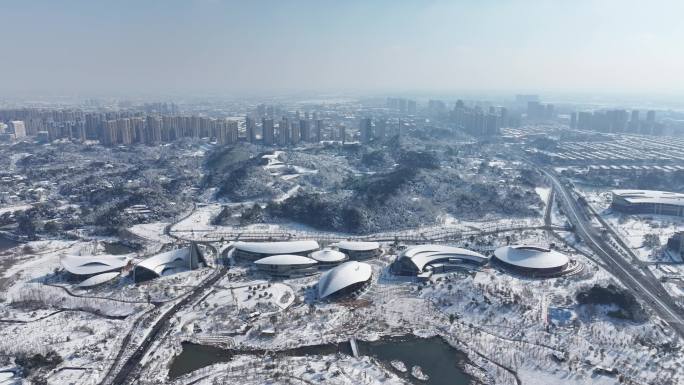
left=169, top=335, right=473, bottom=384
left=103, top=242, right=135, bottom=255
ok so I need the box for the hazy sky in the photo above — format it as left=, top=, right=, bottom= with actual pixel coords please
left=3, top=0, right=684, bottom=97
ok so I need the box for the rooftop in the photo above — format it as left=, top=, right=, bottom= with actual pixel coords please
left=493, top=245, right=569, bottom=270
left=612, top=189, right=684, bottom=207
left=234, top=240, right=320, bottom=255
left=254, top=254, right=318, bottom=266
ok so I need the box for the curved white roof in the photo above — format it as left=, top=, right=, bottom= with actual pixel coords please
left=318, top=261, right=372, bottom=299
left=235, top=240, right=319, bottom=255
left=136, top=247, right=191, bottom=276
left=61, top=254, right=130, bottom=276
left=493, top=245, right=569, bottom=270
left=399, top=245, right=487, bottom=272
left=254, top=254, right=317, bottom=266
left=77, top=272, right=120, bottom=288
left=332, top=241, right=380, bottom=252
left=310, top=249, right=348, bottom=263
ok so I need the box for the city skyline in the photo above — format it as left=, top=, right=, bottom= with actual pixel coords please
left=3, top=0, right=684, bottom=97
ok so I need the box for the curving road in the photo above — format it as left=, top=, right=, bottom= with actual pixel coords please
left=540, top=167, right=684, bottom=338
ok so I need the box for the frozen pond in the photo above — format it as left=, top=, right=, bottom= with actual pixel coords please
left=169, top=335, right=473, bottom=384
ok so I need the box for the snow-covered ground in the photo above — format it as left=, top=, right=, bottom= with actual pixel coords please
left=127, top=221, right=174, bottom=246
left=535, top=187, right=551, bottom=206
left=0, top=204, right=32, bottom=216
left=170, top=204, right=547, bottom=243
left=0, top=238, right=215, bottom=384
left=133, top=227, right=684, bottom=385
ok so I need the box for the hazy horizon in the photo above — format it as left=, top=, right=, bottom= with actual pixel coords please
left=3, top=0, right=684, bottom=97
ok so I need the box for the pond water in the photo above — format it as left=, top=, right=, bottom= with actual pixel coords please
left=103, top=242, right=135, bottom=255
left=169, top=335, right=473, bottom=385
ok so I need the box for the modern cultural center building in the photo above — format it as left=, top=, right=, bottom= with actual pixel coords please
left=253, top=254, right=319, bottom=277
left=233, top=240, right=320, bottom=261
left=317, top=261, right=373, bottom=300
left=331, top=241, right=382, bottom=260
left=492, top=245, right=575, bottom=277
left=611, top=189, right=684, bottom=217
left=393, top=245, right=488, bottom=278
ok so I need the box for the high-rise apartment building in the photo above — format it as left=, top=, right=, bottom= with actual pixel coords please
left=262, top=118, right=275, bottom=145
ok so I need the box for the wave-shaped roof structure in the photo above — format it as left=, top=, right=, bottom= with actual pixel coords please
left=318, top=261, right=372, bottom=299
left=77, top=272, right=120, bottom=288
left=61, top=254, right=131, bottom=276
left=394, top=245, right=488, bottom=275
left=134, top=245, right=205, bottom=282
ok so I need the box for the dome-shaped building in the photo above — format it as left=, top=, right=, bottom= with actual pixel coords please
left=331, top=241, right=382, bottom=260
left=493, top=245, right=570, bottom=277
left=317, top=261, right=372, bottom=300
left=310, top=248, right=348, bottom=268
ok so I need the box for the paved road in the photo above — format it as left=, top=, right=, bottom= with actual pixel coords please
left=541, top=167, right=684, bottom=338
left=101, top=267, right=226, bottom=385
left=170, top=224, right=565, bottom=244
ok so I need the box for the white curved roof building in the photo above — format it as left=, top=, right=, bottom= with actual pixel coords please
left=234, top=240, right=320, bottom=261
left=77, top=272, right=121, bottom=288
left=134, top=245, right=205, bottom=282
left=493, top=245, right=569, bottom=275
left=394, top=245, right=488, bottom=276
left=318, top=261, right=372, bottom=299
left=310, top=249, right=348, bottom=266
left=61, top=254, right=131, bottom=276
left=331, top=241, right=381, bottom=260
left=254, top=254, right=318, bottom=277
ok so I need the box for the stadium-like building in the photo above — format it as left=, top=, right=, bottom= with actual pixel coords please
left=493, top=245, right=570, bottom=277
left=393, top=245, right=488, bottom=278
left=309, top=248, right=348, bottom=268
left=611, top=190, right=684, bottom=217
left=134, top=244, right=205, bottom=282
left=61, top=254, right=131, bottom=277
left=233, top=240, right=320, bottom=261
left=318, top=261, right=372, bottom=300
left=253, top=254, right=318, bottom=277
left=331, top=241, right=382, bottom=260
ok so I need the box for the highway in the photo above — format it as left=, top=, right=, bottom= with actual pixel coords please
left=541, top=167, right=684, bottom=338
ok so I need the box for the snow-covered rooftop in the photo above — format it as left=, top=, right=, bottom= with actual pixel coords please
left=318, top=261, right=372, bottom=299
left=77, top=271, right=121, bottom=288
left=332, top=241, right=381, bottom=252
left=254, top=254, right=318, bottom=266
left=493, top=245, right=569, bottom=270
left=234, top=240, right=320, bottom=255
left=399, top=245, right=488, bottom=272
left=136, top=247, right=192, bottom=276
left=60, top=254, right=131, bottom=276
left=612, top=189, right=684, bottom=207
left=310, top=249, right=348, bottom=263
